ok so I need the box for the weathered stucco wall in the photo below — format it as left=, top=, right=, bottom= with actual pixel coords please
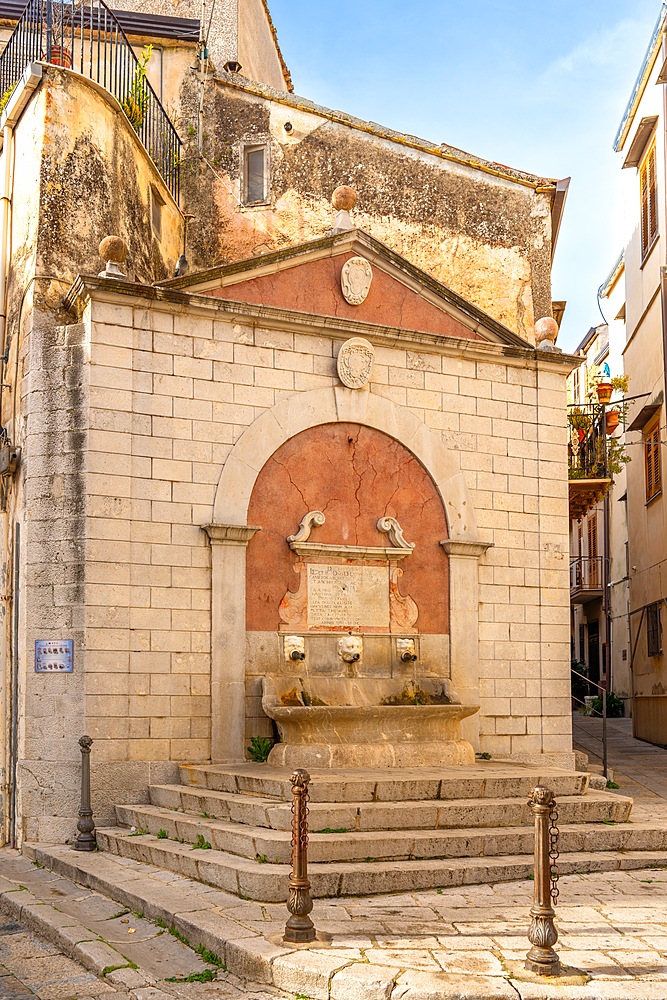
left=0, top=78, right=45, bottom=845
left=180, top=80, right=555, bottom=342
left=237, top=0, right=290, bottom=92
left=37, top=68, right=183, bottom=285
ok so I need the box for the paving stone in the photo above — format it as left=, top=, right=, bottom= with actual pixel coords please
left=330, top=962, right=397, bottom=1000
left=73, top=939, right=128, bottom=976
left=392, top=969, right=518, bottom=998
left=0, top=972, right=34, bottom=996
left=224, top=935, right=291, bottom=984
left=272, top=950, right=352, bottom=1000
left=364, top=948, right=441, bottom=969
left=433, top=949, right=505, bottom=975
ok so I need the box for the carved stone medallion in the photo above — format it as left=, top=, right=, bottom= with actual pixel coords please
left=341, top=256, right=373, bottom=305
left=337, top=337, right=374, bottom=389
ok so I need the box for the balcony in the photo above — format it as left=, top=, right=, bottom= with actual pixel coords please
left=0, top=0, right=180, bottom=198
left=568, top=402, right=611, bottom=520
left=570, top=556, right=604, bottom=603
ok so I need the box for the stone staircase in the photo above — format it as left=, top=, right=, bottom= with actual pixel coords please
left=91, top=761, right=667, bottom=901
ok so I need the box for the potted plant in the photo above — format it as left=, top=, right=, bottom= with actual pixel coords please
left=596, top=380, right=613, bottom=405
left=606, top=409, right=620, bottom=434
left=50, top=45, right=73, bottom=68
left=569, top=407, right=591, bottom=441
left=122, top=44, right=153, bottom=132
left=605, top=375, right=630, bottom=434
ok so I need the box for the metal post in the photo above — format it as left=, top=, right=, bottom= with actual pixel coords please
left=74, top=735, right=96, bottom=851
left=525, top=785, right=560, bottom=977
left=283, top=768, right=316, bottom=944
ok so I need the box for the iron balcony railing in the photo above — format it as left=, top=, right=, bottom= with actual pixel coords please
left=570, top=556, right=603, bottom=592
left=568, top=402, right=607, bottom=480
left=0, top=0, right=180, bottom=198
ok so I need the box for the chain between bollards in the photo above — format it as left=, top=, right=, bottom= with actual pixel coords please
left=283, top=768, right=316, bottom=944
left=74, top=735, right=96, bottom=852
left=525, top=785, right=561, bottom=977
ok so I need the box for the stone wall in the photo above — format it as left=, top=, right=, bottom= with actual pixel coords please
left=5, top=278, right=570, bottom=840
left=180, top=77, right=557, bottom=342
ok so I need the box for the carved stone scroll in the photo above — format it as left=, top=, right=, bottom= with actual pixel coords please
left=288, top=511, right=326, bottom=544
left=377, top=516, right=415, bottom=551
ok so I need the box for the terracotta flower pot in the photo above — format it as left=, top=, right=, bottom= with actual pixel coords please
left=50, top=45, right=73, bottom=68
left=596, top=382, right=613, bottom=405
left=606, top=410, right=620, bottom=434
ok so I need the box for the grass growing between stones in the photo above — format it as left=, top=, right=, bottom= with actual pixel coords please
left=192, top=834, right=212, bottom=850
left=102, top=962, right=138, bottom=976
left=157, top=829, right=168, bottom=839
left=195, top=944, right=225, bottom=968
left=167, top=969, right=218, bottom=983
left=315, top=828, right=348, bottom=834
left=129, top=828, right=149, bottom=837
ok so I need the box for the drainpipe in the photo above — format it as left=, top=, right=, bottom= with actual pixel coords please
left=0, top=122, right=14, bottom=374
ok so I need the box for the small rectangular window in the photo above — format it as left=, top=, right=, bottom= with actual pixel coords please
left=640, top=140, right=658, bottom=261
left=644, top=414, right=662, bottom=503
left=150, top=185, right=164, bottom=239
left=647, top=602, right=662, bottom=657
left=244, top=145, right=267, bottom=204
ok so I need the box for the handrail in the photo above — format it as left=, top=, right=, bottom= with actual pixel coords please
left=571, top=666, right=608, bottom=777
left=0, top=0, right=180, bottom=198
left=571, top=668, right=607, bottom=694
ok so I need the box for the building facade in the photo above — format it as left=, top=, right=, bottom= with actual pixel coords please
left=608, top=2, right=667, bottom=745
left=0, top=0, right=576, bottom=845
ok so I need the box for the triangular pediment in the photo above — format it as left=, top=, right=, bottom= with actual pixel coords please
left=160, top=231, right=534, bottom=348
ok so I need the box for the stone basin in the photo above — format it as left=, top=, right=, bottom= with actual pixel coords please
left=262, top=675, right=479, bottom=768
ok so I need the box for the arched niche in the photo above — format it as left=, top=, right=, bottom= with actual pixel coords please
left=205, top=386, right=490, bottom=762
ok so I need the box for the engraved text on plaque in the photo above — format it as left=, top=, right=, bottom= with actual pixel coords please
left=307, top=564, right=389, bottom=628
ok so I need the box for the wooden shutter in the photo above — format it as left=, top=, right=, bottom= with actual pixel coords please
left=641, top=141, right=658, bottom=260
left=645, top=416, right=662, bottom=501
left=647, top=602, right=662, bottom=657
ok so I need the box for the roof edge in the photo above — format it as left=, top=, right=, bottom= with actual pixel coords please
left=63, top=273, right=578, bottom=370
left=215, top=73, right=559, bottom=191
left=158, top=228, right=536, bottom=350
left=614, top=3, right=667, bottom=152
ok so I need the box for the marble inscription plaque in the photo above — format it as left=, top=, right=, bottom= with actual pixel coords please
left=307, top=564, right=389, bottom=628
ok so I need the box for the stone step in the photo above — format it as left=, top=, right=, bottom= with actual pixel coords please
left=179, top=762, right=591, bottom=802
left=115, top=801, right=667, bottom=864
left=95, top=826, right=667, bottom=902
left=147, top=783, right=632, bottom=831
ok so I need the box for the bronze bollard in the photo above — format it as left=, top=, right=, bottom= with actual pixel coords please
left=525, top=785, right=560, bottom=977
left=74, top=735, right=96, bottom=852
left=283, top=768, right=316, bottom=943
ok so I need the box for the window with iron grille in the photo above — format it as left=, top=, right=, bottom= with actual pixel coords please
left=647, top=602, right=661, bottom=657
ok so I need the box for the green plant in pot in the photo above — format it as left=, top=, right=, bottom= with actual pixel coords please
left=122, top=44, right=153, bottom=131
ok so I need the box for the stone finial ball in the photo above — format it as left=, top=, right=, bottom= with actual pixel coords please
left=332, top=186, right=357, bottom=211
left=535, top=317, right=559, bottom=343
left=99, top=235, right=128, bottom=263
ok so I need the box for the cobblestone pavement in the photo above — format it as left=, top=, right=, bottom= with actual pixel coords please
left=572, top=714, right=667, bottom=814
left=0, top=909, right=292, bottom=1000
left=4, top=848, right=667, bottom=998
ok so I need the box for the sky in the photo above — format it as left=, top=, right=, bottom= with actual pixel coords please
left=269, top=0, right=660, bottom=352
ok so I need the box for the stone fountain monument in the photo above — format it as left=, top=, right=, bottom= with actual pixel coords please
left=240, top=336, right=480, bottom=768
